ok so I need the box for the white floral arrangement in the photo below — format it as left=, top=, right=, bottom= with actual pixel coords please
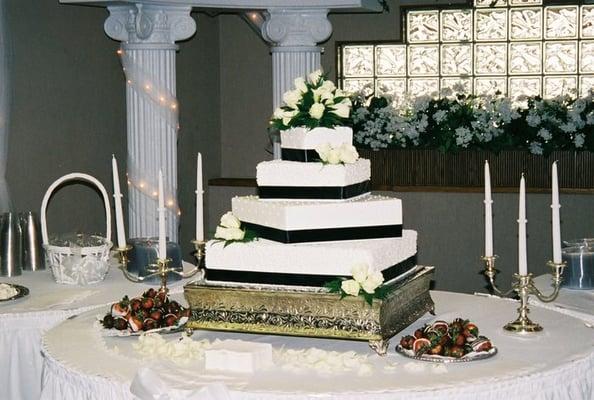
left=325, top=263, right=387, bottom=305
left=270, top=70, right=352, bottom=131
left=352, top=89, right=594, bottom=155
left=213, top=212, right=257, bottom=246
left=315, top=142, right=360, bottom=165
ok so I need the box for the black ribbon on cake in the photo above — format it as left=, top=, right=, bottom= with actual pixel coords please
left=258, top=180, right=371, bottom=200
left=242, top=222, right=402, bottom=244
left=205, top=255, right=417, bottom=287
left=281, top=148, right=321, bottom=162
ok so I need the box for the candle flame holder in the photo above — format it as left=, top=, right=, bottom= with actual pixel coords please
left=482, top=256, right=566, bottom=333
left=116, top=241, right=204, bottom=294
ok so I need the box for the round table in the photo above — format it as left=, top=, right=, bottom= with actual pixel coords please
left=40, top=291, right=594, bottom=400
left=0, top=266, right=189, bottom=400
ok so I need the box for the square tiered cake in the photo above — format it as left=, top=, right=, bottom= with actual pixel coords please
left=203, top=126, right=416, bottom=288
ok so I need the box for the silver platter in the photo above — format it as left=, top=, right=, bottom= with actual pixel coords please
left=0, top=283, right=29, bottom=302
left=99, top=316, right=189, bottom=337
left=395, top=345, right=498, bottom=363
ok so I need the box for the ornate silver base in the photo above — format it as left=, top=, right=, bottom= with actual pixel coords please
left=184, top=266, right=434, bottom=355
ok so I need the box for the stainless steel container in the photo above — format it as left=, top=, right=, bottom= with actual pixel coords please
left=562, top=242, right=594, bottom=290
left=0, top=212, right=23, bottom=277
left=19, top=211, right=45, bottom=271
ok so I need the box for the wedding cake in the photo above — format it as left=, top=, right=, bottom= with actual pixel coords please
left=204, top=71, right=418, bottom=290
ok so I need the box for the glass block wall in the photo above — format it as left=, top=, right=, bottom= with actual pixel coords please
left=337, top=0, right=594, bottom=100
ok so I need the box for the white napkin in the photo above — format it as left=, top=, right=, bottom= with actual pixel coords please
left=130, top=367, right=231, bottom=400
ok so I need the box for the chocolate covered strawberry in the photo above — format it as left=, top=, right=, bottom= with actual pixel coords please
left=113, top=317, right=128, bottom=330
left=111, top=297, right=130, bottom=318
left=164, top=313, right=178, bottom=327
left=141, top=297, right=154, bottom=310
left=128, top=315, right=143, bottom=332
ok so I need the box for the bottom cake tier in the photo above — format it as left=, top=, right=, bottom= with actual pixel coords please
left=184, top=266, right=435, bottom=355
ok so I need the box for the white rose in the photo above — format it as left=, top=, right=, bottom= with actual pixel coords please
left=341, top=279, right=360, bottom=296
left=335, top=88, right=348, bottom=98
left=326, top=149, right=341, bottom=165
left=309, top=103, right=325, bottom=120
left=320, top=90, right=335, bottom=104
left=294, top=77, right=308, bottom=93
left=340, top=97, right=352, bottom=106
left=273, top=107, right=284, bottom=120
left=220, top=211, right=241, bottom=228
left=315, top=143, right=332, bottom=162
left=330, top=102, right=350, bottom=119
left=215, top=226, right=245, bottom=241
left=308, top=69, right=323, bottom=84
left=282, top=109, right=298, bottom=126
left=361, top=270, right=384, bottom=294
left=283, top=89, right=302, bottom=108
left=338, top=144, right=359, bottom=164
left=321, top=80, right=336, bottom=92
left=351, top=263, right=369, bottom=283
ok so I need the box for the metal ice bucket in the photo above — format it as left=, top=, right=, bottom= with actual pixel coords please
left=562, top=240, right=594, bottom=290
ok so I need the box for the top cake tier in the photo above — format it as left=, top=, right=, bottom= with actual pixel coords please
left=280, top=127, right=352, bottom=163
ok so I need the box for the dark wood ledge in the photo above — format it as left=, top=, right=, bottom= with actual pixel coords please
left=208, top=178, right=594, bottom=194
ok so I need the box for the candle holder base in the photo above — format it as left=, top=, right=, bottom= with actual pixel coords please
left=503, top=316, right=543, bottom=333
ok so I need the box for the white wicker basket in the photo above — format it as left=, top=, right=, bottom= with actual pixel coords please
left=40, top=173, right=113, bottom=285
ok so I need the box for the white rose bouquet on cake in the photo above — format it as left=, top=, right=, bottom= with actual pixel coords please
left=213, top=212, right=258, bottom=247
left=270, top=70, right=352, bottom=131
left=325, top=263, right=388, bottom=306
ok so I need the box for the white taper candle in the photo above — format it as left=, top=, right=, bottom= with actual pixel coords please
left=551, top=161, right=562, bottom=264
left=484, top=160, right=493, bottom=257
left=111, top=155, right=127, bottom=248
left=518, top=174, right=528, bottom=276
left=158, top=170, right=167, bottom=260
left=195, top=153, right=204, bottom=241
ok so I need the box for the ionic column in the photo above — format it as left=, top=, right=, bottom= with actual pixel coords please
left=260, top=9, right=332, bottom=158
left=104, top=4, right=196, bottom=242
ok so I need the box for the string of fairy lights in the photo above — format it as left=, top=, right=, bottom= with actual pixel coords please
left=117, top=47, right=181, bottom=215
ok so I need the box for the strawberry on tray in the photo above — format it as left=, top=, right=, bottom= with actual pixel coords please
left=99, top=288, right=191, bottom=336
left=395, top=317, right=497, bottom=363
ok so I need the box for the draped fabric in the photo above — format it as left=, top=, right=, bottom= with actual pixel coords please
left=0, top=0, right=11, bottom=212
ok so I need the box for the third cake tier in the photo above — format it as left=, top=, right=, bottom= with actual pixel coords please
left=232, top=193, right=402, bottom=243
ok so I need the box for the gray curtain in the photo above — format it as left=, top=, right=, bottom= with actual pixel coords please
left=0, top=0, right=11, bottom=212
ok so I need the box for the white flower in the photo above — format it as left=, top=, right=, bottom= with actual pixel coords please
left=214, top=226, right=245, bottom=241
left=315, top=143, right=332, bottom=162
left=283, top=89, right=302, bottom=108
left=282, top=109, right=298, bottom=126
left=574, top=133, right=585, bottom=148
left=320, top=90, right=335, bottom=104
left=338, top=144, right=359, bottom=164
left=529, top=141, right=543, bottom=155
left=341, top=279, right=360, bottom=296
left=330, top=102, right=350, bottom=119
left=361, top=270, right=384, bottom=294
left=220, top=211, right=241, bottom=229
left=320, top=80, right=336, bottom=93
left=351, top=263, right=369, bottom=283
left=273, top=107, right=284, bottom=120
left=308, top=69, right=323, bottom=84
left=294, top=77, right=307, bottom=93
left=326, top=149, right=341, bottom=164
left=433, top=110, right=447, bottom=123
left=335, top=88, right=348, bottom=98
left=537, top=128, right=552, bottom=140
left=309, top=102, right=325, bottom=119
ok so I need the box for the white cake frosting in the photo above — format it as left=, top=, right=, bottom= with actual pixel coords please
left=206, top=230, right=417, bottom=277
left=232, top=194, right=402, bottom=231
left=280, top=126, right=353, bottom=150
left=256, top=159, right=371, bottom=188
left=204, top=340, right=273, bottom=374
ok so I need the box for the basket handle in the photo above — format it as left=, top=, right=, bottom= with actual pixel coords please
left=40, top=172, right=112, bottom=245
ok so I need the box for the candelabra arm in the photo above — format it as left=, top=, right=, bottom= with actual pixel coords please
left=482, top=256, right=516, bottom=297
left=529, top=261, right=566, bottom=303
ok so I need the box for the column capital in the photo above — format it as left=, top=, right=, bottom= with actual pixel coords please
left=104, top=4, right=196, bottom=44
left=261, top=9, right=332, bottom=47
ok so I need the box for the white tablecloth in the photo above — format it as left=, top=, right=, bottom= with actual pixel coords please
left=0, top=265, right=190, bottom=400
left=40, top=291, right=594, bottom=400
